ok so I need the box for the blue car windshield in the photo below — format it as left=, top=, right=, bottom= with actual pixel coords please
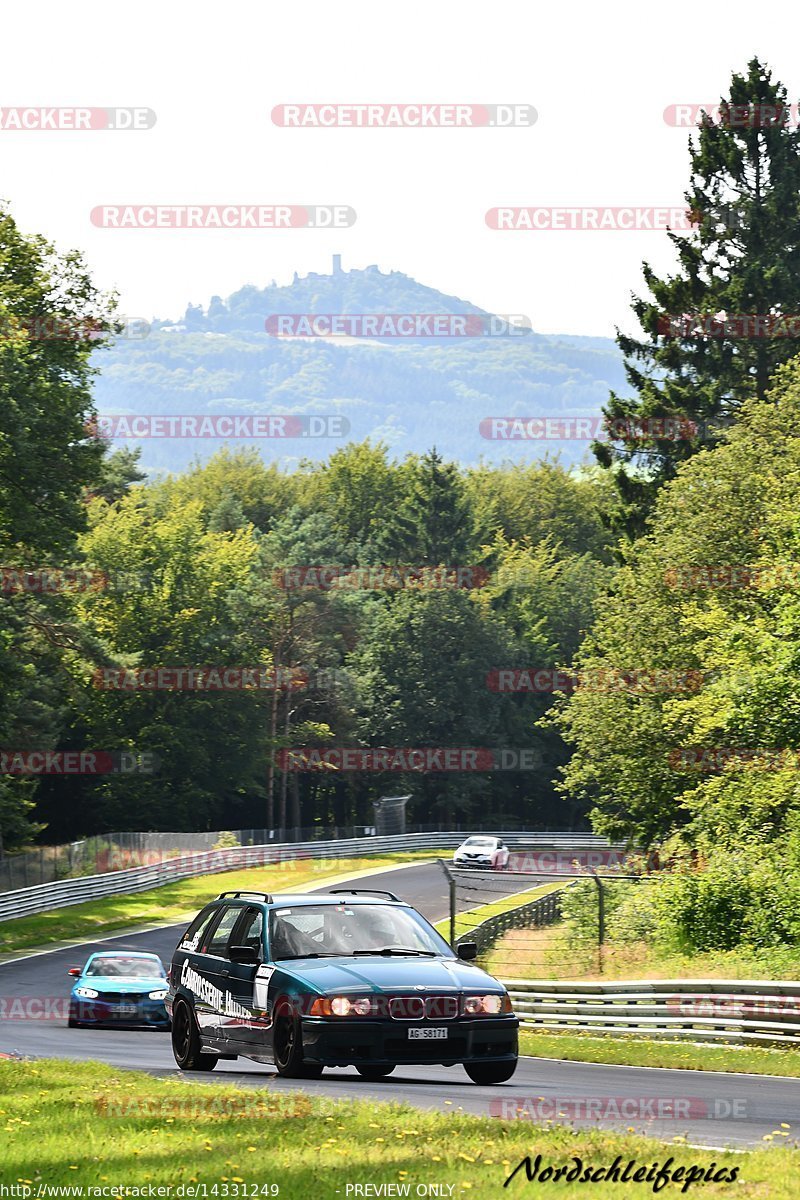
left=269, top=903, right=452, bottom=960
left=86, top=956, right=165, bottom=978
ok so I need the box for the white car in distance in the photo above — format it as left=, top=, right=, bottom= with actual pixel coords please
left=453, top=836, right=510, bottom=870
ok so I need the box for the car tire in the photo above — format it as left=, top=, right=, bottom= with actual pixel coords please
left=273, top=1015, right=324, bottom=1078
left=356, top=1064, right=396, bottom=1080
left=171, top=999, right=217, bottom=1071
left=464, top=1059, right=518, bottom=1085
left=67, top=1017, right=80, bottom=1028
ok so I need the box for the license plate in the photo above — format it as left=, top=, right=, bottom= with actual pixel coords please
left=408, top=1027, right=448, bottom=1040
left=116, top=1004, right=137, bottom=1016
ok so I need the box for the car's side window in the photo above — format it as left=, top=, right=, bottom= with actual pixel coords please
left=179, top=907, right=217, bottom=952
left=205, top=905, right=243, bottom=958
left=233, top=907, right=264, bottom=955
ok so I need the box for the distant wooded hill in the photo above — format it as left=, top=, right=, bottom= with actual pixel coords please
left=92, top=261, right=626, bottom=472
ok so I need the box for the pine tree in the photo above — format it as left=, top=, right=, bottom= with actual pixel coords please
left=597, top=58, right=800, bottom=537
left=380, top=448, right=476, bottom=565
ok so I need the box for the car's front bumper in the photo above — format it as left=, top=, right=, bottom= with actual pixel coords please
left=300, top=1015, right=519, bottom=1066
left=70, top=997, right=169, bottom=1027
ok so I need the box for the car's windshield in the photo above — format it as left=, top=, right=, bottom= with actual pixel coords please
left=86, top=956, right=165, bottom=978
left=268, top=903, right=452, bottom=959
left=464, top=837, right=494, bottom=846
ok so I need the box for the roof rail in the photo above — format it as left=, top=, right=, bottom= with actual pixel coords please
left=328, top=888, right=401, bottom=902
left=216, top=890, right=274, bottom=901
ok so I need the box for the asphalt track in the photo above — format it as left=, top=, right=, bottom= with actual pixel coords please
left=1, top=861, right=798, bottom=1150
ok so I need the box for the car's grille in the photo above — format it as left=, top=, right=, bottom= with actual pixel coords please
left=389, top=996, right=424, bottom=1020
left=92, top=992, right=147, bottom=1003
left=387, top=995, right=459, bottom=1020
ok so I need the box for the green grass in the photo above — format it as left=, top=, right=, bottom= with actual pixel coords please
left=1, top=1059, right=797, bottom=1198
left=0, top=852, right=437, bottom=956
left=520, top=1029, right=800, bottom=1078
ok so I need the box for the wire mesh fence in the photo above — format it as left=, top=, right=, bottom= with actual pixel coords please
left=442, top=862, right=649, bottom=979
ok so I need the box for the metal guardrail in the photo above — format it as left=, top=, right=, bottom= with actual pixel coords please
left=0, top=824, right=612, bottom=891
left=501, top=978, right=800, bottom=1045
left=0, top=832, right=621, bottom=924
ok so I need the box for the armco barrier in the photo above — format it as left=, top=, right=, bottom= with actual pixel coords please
left=502, top=978, right=800, bottom=1045
left=0, top=832, right=621, bottom=923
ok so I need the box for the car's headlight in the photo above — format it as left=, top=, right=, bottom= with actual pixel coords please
left=74, top=987, right=99, bottom=999
left=149, top=989, right=168, bottom=1000
left=462, top=993, right=512, bottom=1016
left=310, top=995, right=375, bottom=1017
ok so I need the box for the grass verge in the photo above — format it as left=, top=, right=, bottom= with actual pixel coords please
left=1, top=1059, right=797, bottom=1198
left=0, top=853, right=436, bottom=956
left=519, top=1029, right=800, bottom=1078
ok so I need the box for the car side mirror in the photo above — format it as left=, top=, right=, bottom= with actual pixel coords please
left=67, top=967, right=81, bottom=977
left=456, top=942, right=478, bottom=961
left=229, top=944, right=260, bottom=964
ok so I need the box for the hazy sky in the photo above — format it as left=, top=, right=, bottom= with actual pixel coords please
left=1, top=2, right=797, bottom=338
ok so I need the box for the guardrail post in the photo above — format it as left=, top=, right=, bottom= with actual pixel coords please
left=588, top=868, right=605, bottom=972
left=437, top=859, right=457, bottom=948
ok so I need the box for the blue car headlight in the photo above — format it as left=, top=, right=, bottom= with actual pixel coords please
left=148, top=989, right=168, bottom=1001
left=74, top=987, right=99, bottom=999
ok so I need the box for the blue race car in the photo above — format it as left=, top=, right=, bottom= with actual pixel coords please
left=67, top=949, right=170, bottom=1029
left=167, top=888, right=519, bottom=1083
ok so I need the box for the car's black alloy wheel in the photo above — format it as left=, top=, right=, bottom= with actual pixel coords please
left=273, top=1014, right=324, bottom=1078
left=171, top=999, right=217, bottom=1071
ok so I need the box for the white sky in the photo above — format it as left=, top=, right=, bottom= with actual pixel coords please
left=0, top=2, right=795, bottom=338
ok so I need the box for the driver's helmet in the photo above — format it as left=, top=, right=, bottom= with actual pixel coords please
left=357, top=907, right=399, bottom=950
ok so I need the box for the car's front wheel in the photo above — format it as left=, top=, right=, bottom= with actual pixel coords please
left=464, top=1059, right=518, bottom=1085
left=171, top=999, right=217, bottom=1071
left=356, top=1064, right=395, bottom=1080
left=273, top=1016, right=324, bottom=1078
